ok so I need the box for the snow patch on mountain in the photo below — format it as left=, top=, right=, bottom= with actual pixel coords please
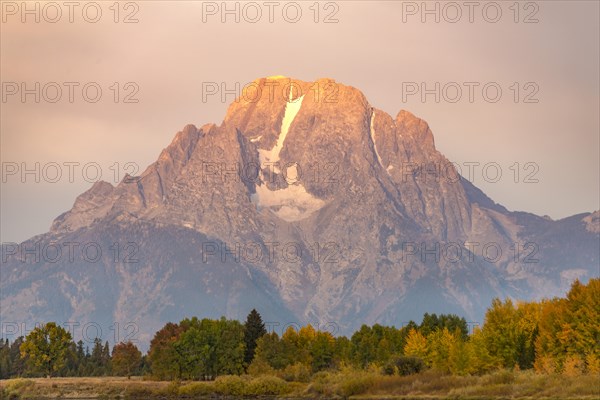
left=370, top=111, right=388, bottom=175
left=259, top=86, right=304, bottom=173
left=251, top=85, right=322, bottom=221
left=251, top=181, right=325, bottom=222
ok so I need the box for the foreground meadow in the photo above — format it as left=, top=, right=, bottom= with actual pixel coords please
left=1, top=369, right=599, bottom=399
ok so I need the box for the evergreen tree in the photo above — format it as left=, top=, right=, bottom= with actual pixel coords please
left=102, top=341, right=111, bottom=374
left=89, top=338, right=111, bottom=375
left=243, top=309, right=267, bottom=366
left=350, top=325, right=378, bottom=367
left=0, top=339, right=11, bottom=378
left=90, top=338, right=103, bottom=375
left=75, top=340, right=86, bottom=376
left=64, top=341, right=78, bottom=376
left=420, top=313, right=468, bottom=339
left=310, top=331, right=335, bottom=372
left=10, top=337, right=27, bottom=377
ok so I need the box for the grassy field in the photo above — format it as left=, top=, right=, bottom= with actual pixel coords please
left=1, top=370, right=599, bottom=399
left=0, top=376, right=172, bottom=399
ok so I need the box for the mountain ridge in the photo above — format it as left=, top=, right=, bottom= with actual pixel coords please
left=2, top=77, right=598, bottom=346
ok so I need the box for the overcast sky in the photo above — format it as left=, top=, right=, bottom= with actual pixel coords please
left=1, top=0, right=599, bottom=243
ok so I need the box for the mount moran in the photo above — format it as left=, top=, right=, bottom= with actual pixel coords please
left=2, top=77, right=599, bottom=345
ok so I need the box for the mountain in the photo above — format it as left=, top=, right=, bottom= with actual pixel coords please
left=2, top=77, right=598, bottom=346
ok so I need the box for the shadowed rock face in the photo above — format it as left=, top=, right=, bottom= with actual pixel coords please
left=2, top=77, right=598, bottom=345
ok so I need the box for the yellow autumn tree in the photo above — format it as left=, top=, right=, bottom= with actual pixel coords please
left=480, top=298, right=541, bottom=370
left=585, top=353, right=600, bottom=374
left=449, top=332, right=475, bottom=375
left=563, top=355, right=585, bottom=377
left=535, top=279, right=599, bottom=373
left=403, top=328, right=427, bottom=360
left=468, top=326, right=496, bottom=373
left=426, top=328, right=454, bottom=372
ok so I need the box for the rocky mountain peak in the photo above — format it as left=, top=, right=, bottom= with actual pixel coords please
left=6, top=77, right=596, bottom=345
left=583, top=210, right=600, bottom=233
left=396, top=109, right=436, bottom=151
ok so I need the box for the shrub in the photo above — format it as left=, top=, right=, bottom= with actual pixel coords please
left=305, top=371, right=334, bottom=396
left=178, top=382, right=213, bottom=397
left=279, top=362, right=312, bottom=382
left=123, top=385, right=155, bottom=399
left=5, top=379, right=34, bottom=392
left=213, top=375, right=247, bottom=396
left=247, top=357, right=275, bottom=376
left=246, top=375, right=291, bottom=395
left=4, top=379, right=35, bottom=398
left=311, top=370, right=332, bottom=384
left=336, top=372, right=377, bottom=397
left=1, top=387, right=18, bottom=400
left=385, top=356, right=426, bottom=376
left=147, top=381, right=180, bottom=398
left=482, top=369, right=515, bottom=385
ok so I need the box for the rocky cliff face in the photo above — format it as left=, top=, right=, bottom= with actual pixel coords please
left=2, top=77, right=598, bottom=345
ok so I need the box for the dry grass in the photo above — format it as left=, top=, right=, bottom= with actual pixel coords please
left=0, top=377, right=171, bottom=399
left=1, top=370, right=598, bottom=399
left=359, top=369, right=600, bottom=399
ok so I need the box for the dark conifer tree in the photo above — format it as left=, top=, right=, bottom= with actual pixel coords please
left=243, top=309, right=267, bottom=365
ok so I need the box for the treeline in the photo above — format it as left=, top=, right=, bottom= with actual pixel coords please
left=1, top=279, right=598, bottom=379
left=0, top=331, right=145, bottom=379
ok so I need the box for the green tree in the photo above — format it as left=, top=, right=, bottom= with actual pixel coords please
left=420, top=313, right=468, bottom=339
left=102, top=341, right=111, bottom=374
left=310, top=331, right=336, bottom=372
left=419, top=313, right=440, bottom=337
left=0, top=339, right=11, bottom=378
left=89, top=338, right=111, bottom=375
left=350, top=325, right=378, bottom=367
left=63, top=341, right=79, bottom=376
left=173, top=317, right=246, bottom=379
left=112, top=342, right=142, bottom=378
left=10, top=337, right=27, bottom=377
left=349, top=324, right=406, bottom=367
left=214, top=318, right=246, bottom=375
left=333, top=336, right=352, bottom=366
left=20, top=322, right=73, bottom=377
left=253, top=332, right=289, bottom=370
left=243, top=309, right=267, bottom=366
left=174, top=325, right=211, bottom=379
left=75, top=340, right=86, bottom=376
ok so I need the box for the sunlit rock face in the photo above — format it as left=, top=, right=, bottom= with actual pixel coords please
left=2, top=77, right=598, bottom=346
